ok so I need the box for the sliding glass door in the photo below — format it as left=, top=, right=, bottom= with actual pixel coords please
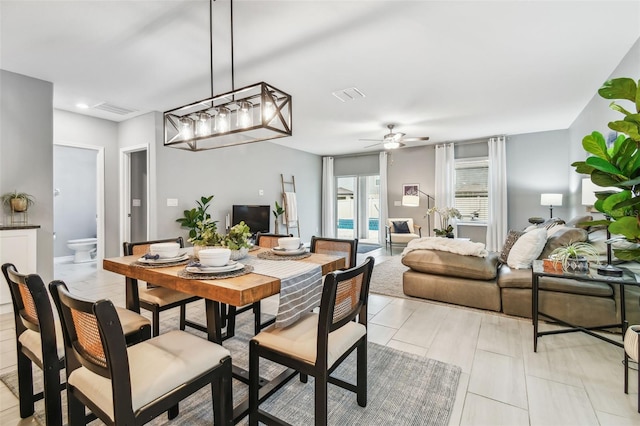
left=336, top=175, right=379, bottom=243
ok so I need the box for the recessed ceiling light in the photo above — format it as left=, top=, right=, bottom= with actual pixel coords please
left=76, top=103, right=89, bottom=109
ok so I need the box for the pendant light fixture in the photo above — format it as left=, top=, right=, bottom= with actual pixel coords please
left=164, top=0, right=292, bottom=151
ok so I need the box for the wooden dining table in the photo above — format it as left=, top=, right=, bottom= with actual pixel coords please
left=103, top=247, right=345, bottom=343
left=103, top=246, right=345, bottom=423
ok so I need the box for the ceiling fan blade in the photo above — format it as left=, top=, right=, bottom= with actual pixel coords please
left=402, top=136, right=430, bottom=142
left=364, top=142, right=382, bottom=148
left=359, top=138, right=383, bottom=142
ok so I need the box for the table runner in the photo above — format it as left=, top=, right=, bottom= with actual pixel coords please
left=242, top=257, right=323, bottom=328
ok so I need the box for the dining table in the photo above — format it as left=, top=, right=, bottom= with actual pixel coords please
left=103, top=245, right=346, bottom=423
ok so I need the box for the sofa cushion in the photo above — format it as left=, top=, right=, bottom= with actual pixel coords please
left=497, top=264, right=613, bottom=297
left=507, top=228, right=547, bottom=269
left=538, top=227, right=589, bottom=259
left=392, top=220, right=411, bottom=234
left=499, top=230, right=524, bottom=264
left=402, top=250, right=499, bottom=280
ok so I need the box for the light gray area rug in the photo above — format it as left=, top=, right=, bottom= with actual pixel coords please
left=1, top=310, right=461, bottom=425
left=369, top=255, right=412, bottom=299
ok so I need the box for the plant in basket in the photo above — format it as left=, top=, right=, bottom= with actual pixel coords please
left=545, top=242, right=600, bottom=273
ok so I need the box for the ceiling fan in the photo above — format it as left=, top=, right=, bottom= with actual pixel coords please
left=361, top=124, right=430, bottom=149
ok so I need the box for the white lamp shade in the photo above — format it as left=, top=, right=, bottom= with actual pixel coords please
left=540, top=193, right=562, bottom=206
left=402, top=195, right=419, bottom=207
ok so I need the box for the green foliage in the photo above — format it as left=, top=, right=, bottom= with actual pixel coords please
left=272, top=201, right=285, bottom=218
left=572, top=77, right=640, bottom=260
left=222, top=221, right=252, bottom=250
left=175, top=195, right=219, bottom=246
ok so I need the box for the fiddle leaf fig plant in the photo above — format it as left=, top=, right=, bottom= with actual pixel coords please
left=571, top=77, right=640, bottom=261
left=175, top=195, right=220, bottom=246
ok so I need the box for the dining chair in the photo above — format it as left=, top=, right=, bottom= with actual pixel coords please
left=123, top=237, right=205, bottom=337
left=1, top=263, right=151, bottom=426
left=248, top=256, right=375, bottom=426
left=624, top=324, right=640, bottom=412
left=254, top=232, right=293, bottom=249
left=222, top=232, right=293, bottom=336
left=49, top=280, right=234, bottom=425
left=310, top=236, right=358, bottom=269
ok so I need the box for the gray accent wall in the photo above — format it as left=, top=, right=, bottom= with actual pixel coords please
left=0, top=70, right=54, bottom=281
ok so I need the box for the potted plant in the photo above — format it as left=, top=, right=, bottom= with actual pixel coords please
left=221, top=221, right=252, bottom=260
left=1, top=190, right=35, bottom=212
left=176, top=195, right=221, bottom=257
left=545, top=242, right=600, bottom=273
left=572, top=76, right=640, bottom=261
left=426, top=206, right=461, bottom=237
left=272, top=201, right=285, bottom=233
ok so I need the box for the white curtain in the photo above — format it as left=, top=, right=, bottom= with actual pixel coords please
left=378, top=152, right=389, bottom=246
left=321, top=156, right=335, bottom=237
left=486, top=136, right=508, bottom=251
left=434, top=143, right=456, bottom=233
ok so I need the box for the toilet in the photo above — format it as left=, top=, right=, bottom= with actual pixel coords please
left=66, top=238, right=98, bottom=263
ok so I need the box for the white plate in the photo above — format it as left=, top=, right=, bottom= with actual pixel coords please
left=186, top=262, right=244, bottom=274
left=138, top=252, right=189, bottom=264
left=271, top=247, right=307, bottom=256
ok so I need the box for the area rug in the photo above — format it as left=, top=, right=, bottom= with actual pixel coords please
left=357, top=243, right=381, bottom=254
left=1, top=310, right=460, bottom=426
left=369, top=255, right=411, bottom=299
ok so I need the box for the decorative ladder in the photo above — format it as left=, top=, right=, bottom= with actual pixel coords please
left=280, top=174, right=300, bottom=237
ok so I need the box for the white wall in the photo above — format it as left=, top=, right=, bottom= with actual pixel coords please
left=0, top=70, right=54, bottom=280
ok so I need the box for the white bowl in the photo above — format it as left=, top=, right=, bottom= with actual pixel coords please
left=198, top=248, right=231, bottom=267
left=149, top=242, right=180, bottom=258
left=278, top=237, right=301, bottom=251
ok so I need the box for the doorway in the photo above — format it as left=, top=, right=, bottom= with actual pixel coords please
left=53, top=143, right=105, bottom=264
left=336, top=175, right=379, bottom=243
left=120, top=145, right=149, bottom=248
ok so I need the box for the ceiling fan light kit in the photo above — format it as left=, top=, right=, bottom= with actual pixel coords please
left=362, top=124, right=429, bottom=150
left=164, top=0, right=292, bottom=152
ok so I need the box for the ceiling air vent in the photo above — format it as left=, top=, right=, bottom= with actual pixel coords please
left=332, top=87, right=366, bottom=103
left=93, top=102, right=137, bottom=116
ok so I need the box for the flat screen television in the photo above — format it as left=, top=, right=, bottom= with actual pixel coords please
left=232, top=205, right=270, bottom=235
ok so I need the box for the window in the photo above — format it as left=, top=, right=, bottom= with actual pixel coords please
left=455, top=157, right=488, bottom=221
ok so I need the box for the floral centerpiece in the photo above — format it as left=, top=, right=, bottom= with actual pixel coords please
left=221, top=221, right=252, bottom=260
left=177, top=196, right=253, bottom=260
left=426, top=206, right=462, bottom=237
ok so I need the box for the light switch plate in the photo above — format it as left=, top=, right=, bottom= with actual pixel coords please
left=167, top=198, right=178, bottom=207
left=394, top=200, right=401, bottom=206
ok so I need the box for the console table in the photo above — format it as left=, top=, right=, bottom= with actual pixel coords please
left=531, top=259, right=639, bottom=352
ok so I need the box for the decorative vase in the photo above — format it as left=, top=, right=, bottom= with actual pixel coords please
left=446, top=233, right=454, bottom=238
left=230, top=247, right=249, bottom=260
left=564, top=256, right=589, bottom=273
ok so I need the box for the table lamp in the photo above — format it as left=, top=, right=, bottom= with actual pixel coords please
left=540, top=193, right=562, bottom=218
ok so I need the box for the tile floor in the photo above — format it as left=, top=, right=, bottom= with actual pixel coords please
left=0, top=252, right=639, bottom=425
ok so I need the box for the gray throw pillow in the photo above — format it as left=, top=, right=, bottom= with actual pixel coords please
left=499, top=230, right=524, bottom=264
left=392, top=220, right=410, bottom=234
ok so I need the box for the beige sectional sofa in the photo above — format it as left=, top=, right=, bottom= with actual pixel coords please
left=401, top=223, right=640, bottom=327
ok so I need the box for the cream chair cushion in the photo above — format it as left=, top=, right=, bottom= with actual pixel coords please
left=624, top=325, right=640, bottom=361
left=115, top=306, right=151, bottom=336
left=252, top=312, right=365, bottom=368
left=68, top=330, right=230, bottom=422
left=18, top=320, right=65, bottom=362
left=139, top=286, right=196, bottom=307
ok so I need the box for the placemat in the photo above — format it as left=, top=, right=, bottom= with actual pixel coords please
left=257, top=251, right=311, bottom=261
left=248, top=245, right=260, bottom=252
left=177, top=264, right=254, bottom=280
left=131, top=257, right=193, bottom=268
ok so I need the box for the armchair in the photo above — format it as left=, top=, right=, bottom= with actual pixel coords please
left=385, top=218, right=422, bottom=251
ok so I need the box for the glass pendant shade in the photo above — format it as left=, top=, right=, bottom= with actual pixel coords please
left=195, top=112, right=211, bottom=137
left=215, top=107, right=231, bottom=133
left=236, top=101, right=253, bottom=128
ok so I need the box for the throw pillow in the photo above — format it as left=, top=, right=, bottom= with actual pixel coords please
left=565, top=215, right=593, bottom=229
left=507, top=228, right=547, bottom=269
left=499, top=230, right=524, bottom=264
left=392, top=220, right=411, bottom=234
left=538, top=227, right=588, bottom=259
